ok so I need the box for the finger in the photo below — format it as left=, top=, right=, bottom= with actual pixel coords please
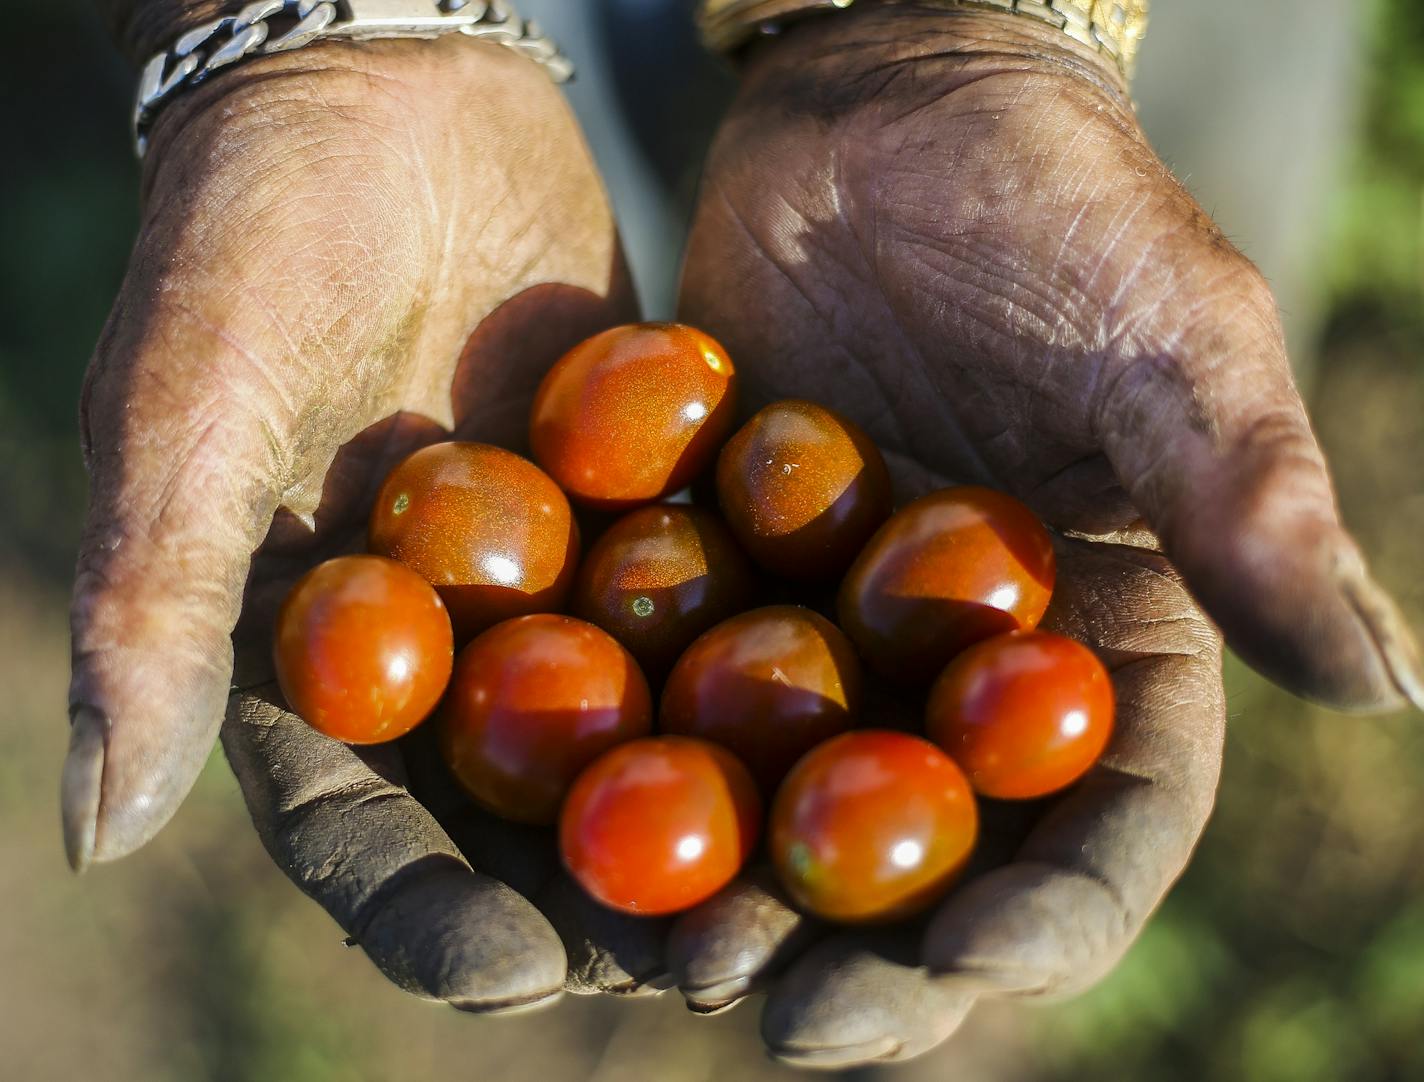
left=924, top=539, right=1224, bottom=996
left=666, top=864, right=821, bottom=1012
left=760, top=929, right=976, bottom=1069
left=399, top=722, right=670, bottom=996
left=64, top=96, right=417, bottom=868
left=66, top=305, right=284, bottom=869
left=535, top=873, right=674, bottom=997
left=660, top=568, right=954, bottom=1017
left=223, top=687, right=567, bottom=1011
left=399, top=722, right=562, bottom=900
left=1096, top=246, right=1422, bottom=713
left=758, top=541, right=1222, bottom=1064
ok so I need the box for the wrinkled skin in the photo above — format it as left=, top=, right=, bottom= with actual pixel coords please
left=666, top=5, right=1424, bottom=1067
left=65, top=3, right=1424, bottom=1066
left=66, top=38, right=643, bottom=1009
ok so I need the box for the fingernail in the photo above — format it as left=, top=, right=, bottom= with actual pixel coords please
left=684, top=995, right=747, bottom=1016
left=1336, top=553, right=1424, bottom=712
left=770, top=1036, right=902, bottom=1068
left=62, top=705, right=108, bottom=873
left=451, top=988, right=565, bottom=1017
left=681, top=974, right=754, bottom=1013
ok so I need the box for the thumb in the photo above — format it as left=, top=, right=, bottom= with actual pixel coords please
left=59, top=50, right=451, bottom=870
left=1096, top=257, right=1423, bottom=713
left=65, top=288, right=290, bottom=870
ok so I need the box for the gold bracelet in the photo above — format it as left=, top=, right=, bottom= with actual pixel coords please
left=696, top=0, right=1149, bottom=81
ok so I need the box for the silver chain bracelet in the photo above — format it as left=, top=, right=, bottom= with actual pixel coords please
left=133, top=0, right=573, bottom=157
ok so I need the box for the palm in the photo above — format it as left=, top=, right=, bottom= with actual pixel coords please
left=653, top=453, right=1222, bottom=1063
left=677, top=10, right=1416, bottom=719
left=213, top=50, right=636, bottom=652
left=679, top=30, right=1230, bottom=534
left=660, top=7, right=1413, bottom=1064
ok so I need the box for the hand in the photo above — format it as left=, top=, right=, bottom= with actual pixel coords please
left=671, top=4, right=1424, bottom=1066
left=65, top=36, right=654, bottom=1008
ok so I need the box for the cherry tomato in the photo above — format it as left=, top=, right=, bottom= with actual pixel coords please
left=770, top=730, right=978, bottom=923
left=571, top=504, right=755, bottom=679
left=529, top=323, right=737, bottom=509
left=660, top=606, right=861, bottom=791
left=926, top=630, right=1114, bottom=799
left=274, top=555, right=453, bottom=744
left=560, top=736, right=761, bottom=915
left=368, top=442, right=579, bottom=641
left=838, top=486, right=1055, bottom=682
left=716, top=399, right=892, bottom=580
left=439, top=615, right=652, bottom=824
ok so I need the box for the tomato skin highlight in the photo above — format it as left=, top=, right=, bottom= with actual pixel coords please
left=716, top=399, right=892, bottom=580
left=368, top=441, right=579, bottom=642
left=571, top=504, right=755, bottom=679
left=529, top=323, right=737, bottom=510
left=438, top=614, right=653, bottom=825
left=660, top=606, right=861, bottom=792
left=838, top=486, right=1056, bottom=682
left=926, top=630, right=1114, bottom=799
left=274, top=555, right=453, bottom=745
left=770, top=730, right=978, bottom=923
left=559, top=736, right=762, bottom=916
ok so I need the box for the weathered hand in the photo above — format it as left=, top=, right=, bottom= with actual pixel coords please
left=670, top=4, right=1424, bottom=1066
left=65, top=37, right=649, bottom=1008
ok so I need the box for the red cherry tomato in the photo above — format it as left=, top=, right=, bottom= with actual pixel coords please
left=439, top=615, right=652, bottom=824
left=368, top=442, right=579, bottom=641
left=716, top=399, right=892, bottom=580
left=571, top=505, right=755, bottom=679
left=560, top=736, right=761, bottom=915
left=926, top=631, right=1114, bottom=799
left=529, top=323, right=737, bottom=509
left=660, top=606, right=861, bottom=791
left=274, top=555, right=453, bottom=744
left=838, top=486, right=1055, bottom=682
left=770, top=730, right=978, bottom=923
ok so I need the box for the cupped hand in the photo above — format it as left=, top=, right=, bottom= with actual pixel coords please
left=670, top=3, right=1424, bottom=1066
left=66, top=36, right=648, bottom=1009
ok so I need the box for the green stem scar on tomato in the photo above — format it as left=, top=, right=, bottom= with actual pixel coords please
left=368, top=441, right=579, bottom=642
left=571, top=504, right=754, bottom=679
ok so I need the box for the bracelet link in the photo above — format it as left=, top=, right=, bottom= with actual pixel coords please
left=1054, top=3, right=1098, bottom=50
left=1013, top=2, right=1069, bottom=32
left=133, top=0, right=571, bottom=158
left=695, top=0, right=1148, bottom=83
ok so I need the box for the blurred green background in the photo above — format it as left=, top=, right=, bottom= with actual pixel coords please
left=3, top=1, right=1423, bottom=1079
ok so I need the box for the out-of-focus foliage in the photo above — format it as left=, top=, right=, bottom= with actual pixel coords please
left=1029, top=336, right=1424, bottom=1077
left=1030, top=1, right=1424, bottom=1072
left=1327, top=0, right=1424, bottom=318
left=0, top=8, right=134, bottom=582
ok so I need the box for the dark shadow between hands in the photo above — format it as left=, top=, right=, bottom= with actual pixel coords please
left=399, top=721, right=673, bottom=996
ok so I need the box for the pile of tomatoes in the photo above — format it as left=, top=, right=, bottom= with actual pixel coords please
left=274, top=323, right=1114, bottom=924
